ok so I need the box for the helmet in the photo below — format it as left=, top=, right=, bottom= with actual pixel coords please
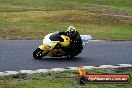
left=66, top=26, right=76, bottom=37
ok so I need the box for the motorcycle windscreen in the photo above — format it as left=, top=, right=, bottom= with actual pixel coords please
left=49, top=32, right=64, bottom=42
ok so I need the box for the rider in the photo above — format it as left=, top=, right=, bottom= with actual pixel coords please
left=58, top=26, right=83, bottom=56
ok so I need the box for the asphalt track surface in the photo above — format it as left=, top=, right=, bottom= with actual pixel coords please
left=0, top=40, right=132, bottom=72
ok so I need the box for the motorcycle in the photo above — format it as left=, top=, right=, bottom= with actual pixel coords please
left=33, top=32, right=92, bottom=59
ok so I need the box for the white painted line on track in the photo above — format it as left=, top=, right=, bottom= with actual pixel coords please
left=97, top=65, right=121, bottom=68
left=50, top=68, right=66, bottom=72
left=5, top=71, right=19, bottom=75
left=35, top=69, right=49, bottom=73
left=0, top=64, right=132, bottom=76
left=82, top=66, right=96, bottom=69
left=118, top=64, right=132, bottom=67
left=0, top=72, right=8, bottom=76
left=66, top=67, right=78, bottom=70
left=19, top=70, right=37, bottom=74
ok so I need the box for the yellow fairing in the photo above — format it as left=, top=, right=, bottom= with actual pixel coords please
left=60, top=35, right=70, bottom=47
left=39, top=45, right=49, bottom=51
left=39, top=34, right=70, bottom=57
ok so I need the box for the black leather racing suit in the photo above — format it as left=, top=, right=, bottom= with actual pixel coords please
left=59, top=31, right=83, bottom=56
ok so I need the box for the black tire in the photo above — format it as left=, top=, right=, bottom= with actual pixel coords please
left=66, top=54, right=74, bottom=59
left=66, top=50, right=82, bottom=59
left=71, top=50, right=82, bottom=57
left=33, top=48, right=43, bottom=59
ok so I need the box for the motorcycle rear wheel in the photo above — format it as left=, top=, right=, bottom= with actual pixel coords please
left=33, top=48, right=43, bottom=59
left=66, top=54, right=74, bottom=59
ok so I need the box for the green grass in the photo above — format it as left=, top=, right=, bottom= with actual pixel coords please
left=0, top=0, right=132, bottom=40
left=0, top=0, right=132, bottom=11
left=0, top=67, right=132, bottom=88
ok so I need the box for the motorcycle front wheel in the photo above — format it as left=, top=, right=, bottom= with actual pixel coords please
left=33, top=48, right=43, bottom=59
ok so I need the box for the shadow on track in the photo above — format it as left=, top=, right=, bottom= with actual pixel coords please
left=32, top=56, right=95, bottom=65
left=33, top=56, right=83, bottom=61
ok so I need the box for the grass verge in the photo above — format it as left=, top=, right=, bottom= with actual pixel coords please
left=0, top=67, right=132, bottom=88
left=0, top=0, right=132, bottom=40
